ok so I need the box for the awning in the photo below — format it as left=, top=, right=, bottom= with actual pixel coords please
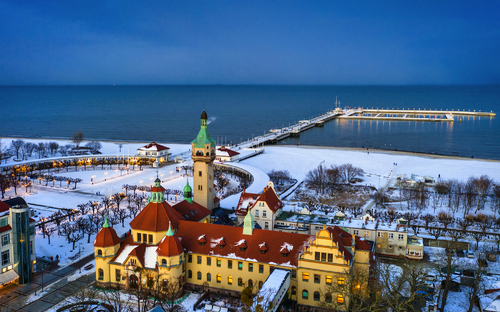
left=0, top=270, right=19, bottom=286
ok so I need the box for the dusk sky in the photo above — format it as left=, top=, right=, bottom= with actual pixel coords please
left=1, top=1, right=499, bottom=85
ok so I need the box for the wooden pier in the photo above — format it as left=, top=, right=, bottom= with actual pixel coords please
left=232, top=107, right=495, bottom=149
left=339, top=108, right=496, bottom=122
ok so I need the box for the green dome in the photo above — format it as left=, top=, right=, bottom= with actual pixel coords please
left=183, top=177, right=193, bottom=204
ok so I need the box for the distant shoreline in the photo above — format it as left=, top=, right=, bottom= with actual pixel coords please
left=3, top=136, right=498, bottom=163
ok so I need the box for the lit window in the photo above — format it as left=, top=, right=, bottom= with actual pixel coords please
left=228, top=276, right=233, bottom=285
left=302, top=272, right=309, bottom=282
left=326, top=276, right=332, bottom=285
left=337, top=294, right=344, bottom=303
left=338, top=277, right=345, bottom=285
left=217, top=274, right=221, bottom=283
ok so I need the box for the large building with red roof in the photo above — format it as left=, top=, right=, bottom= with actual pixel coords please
left=94, top=179, right=372, bottom=310
left=137, top=142, right=171, bottom=164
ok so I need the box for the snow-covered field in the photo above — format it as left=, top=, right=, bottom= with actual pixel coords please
left=4, top=142, right=500, bottom=311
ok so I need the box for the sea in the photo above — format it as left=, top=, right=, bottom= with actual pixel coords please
left=0, top=85, right=499, bottom=160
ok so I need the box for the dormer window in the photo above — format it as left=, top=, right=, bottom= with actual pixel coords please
left=198, top=235, right=207, bottom=246
left=259, top=242, right=268, bottom=254
left=280, top=246, right=290, bottom=257
left=237, top=240, right=248, bottom=252
left=218, top=238, right=226, bottom=249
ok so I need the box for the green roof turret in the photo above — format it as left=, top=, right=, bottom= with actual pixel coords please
left=192, top=109, right=216, bottom=149
left=166, top=221, right=174, bottom=236
left=183, top=177, right=193, bottom=204
left=103, top=215, right=110, bottom=228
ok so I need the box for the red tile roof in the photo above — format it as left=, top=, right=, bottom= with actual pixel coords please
left=129, top=244, right=146, bottom=267
left=150, top=185, right=166, bottom=193
left=176, top=221, right=313, bottom=267
left=0, top=201, right=11, bottom=214
left=138, top=142, right=170, bottom=152
left=217, top=147, right=240, bottom=157
left=235, top=191, right=260, bottom=216
left=94, top=227, right=121, bottom=248
left=0, top=225, right=12, bottom=234
left=157, top=234, right=184, bottom=257
left=235, top=186, right=283, bottom=216
left=173, top=200, right=211, bottom=222
left=129, top=201, right=184, bottom=232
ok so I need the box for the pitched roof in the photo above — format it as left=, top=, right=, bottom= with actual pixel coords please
left=235, top=186, right=283, bottom=216
left=138, top=142, right=170, bottom=152
left=326, top=225, right=372, bottom=255
left=217, top=147, right=240, bottom=157
left=157, top=223, right=184, bottom=257
left=0, top=225, right=12, bottom=234
left=0, top=201, right=10, bottom=215
left=176, top=221, right=313, bottom=267
left=235, top=191, right=260, bottom=216
left=173, top=200, right=211, bottom=222
left=2, top=197, right=28, bottom=208
left=94, top=226, right=121, bottom=248
left=129, top=201, right=184, bottom=232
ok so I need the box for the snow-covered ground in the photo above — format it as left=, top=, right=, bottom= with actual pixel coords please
left=3, top=142, right=500, bottom=311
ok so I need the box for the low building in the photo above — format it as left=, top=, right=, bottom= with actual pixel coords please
left=273, top=211, right=423, bottom=260
left=235, top=182, right=283, bottom=231
left=215, top=147, right=240, bottom=163
left=0, top=198, right=36, bottom=288
left=137, top=142, right=171, bottom=164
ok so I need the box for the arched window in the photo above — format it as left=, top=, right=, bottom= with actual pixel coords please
left=314, top=291, right=320, bottom=301
left=337, top=294, right=344, bottom=304
left=188, top=270, right=192, bottom=279
left=325, top=293, right=332, bottom=303
left=228, top=276, right=233, bottom=285
left=98, top=269, right=104, bottom=280
left=97, top=249, right=102, bottom=256
left=197, top=271, right=202, bottom=280
left=161, top=259, right=167, bottom=266
left=238, top=278, right=243, bottom=286
left=216, top=274, right=221, bottom=283
left=248, top=279, right=253, bottom=288
left=259, top=281, right=263, bottom=289
left=302, top=289, right=309, bottom=300
left=207, top=273, right=211, bottom=282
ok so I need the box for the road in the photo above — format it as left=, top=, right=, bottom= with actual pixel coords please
left=0, top=253, right=95, bottom=312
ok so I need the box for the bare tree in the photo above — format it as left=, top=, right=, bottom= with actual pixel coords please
left=473, top=175, right=493, bottom=213
left=0, top=175, right=10, bottom=199
left=338, top=163, right=363, bottom=183
left=72, top=130, right=84, bottom=148
left=10, top=139, right=25, bottom=160
left=44, top=226, right=56, bottom=245
left=112, top=193, right=127, bottom=210
left=305, top=164, right=328, bottom=194
left=49, top=141, right=59, bottom=156
left=85, top=141, right=102, bottom=154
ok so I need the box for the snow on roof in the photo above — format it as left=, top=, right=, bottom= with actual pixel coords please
left=114, top=245, right=138, bottom=264
left=486, top=299, right=500, bottom=312
left=281, top=242, right=293, bottom=251
left=138, top=142, right=169, bottom=152
left=235, top=239, right=247, bottom=246
left=145, top=246, right=158, bottom=269
left=256, top=269, right=290, bottom=306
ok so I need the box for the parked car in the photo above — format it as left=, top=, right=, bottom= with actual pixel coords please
left=457, top=250, right=466, bottom=257
left=467, top=250, right=475, bottom=258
